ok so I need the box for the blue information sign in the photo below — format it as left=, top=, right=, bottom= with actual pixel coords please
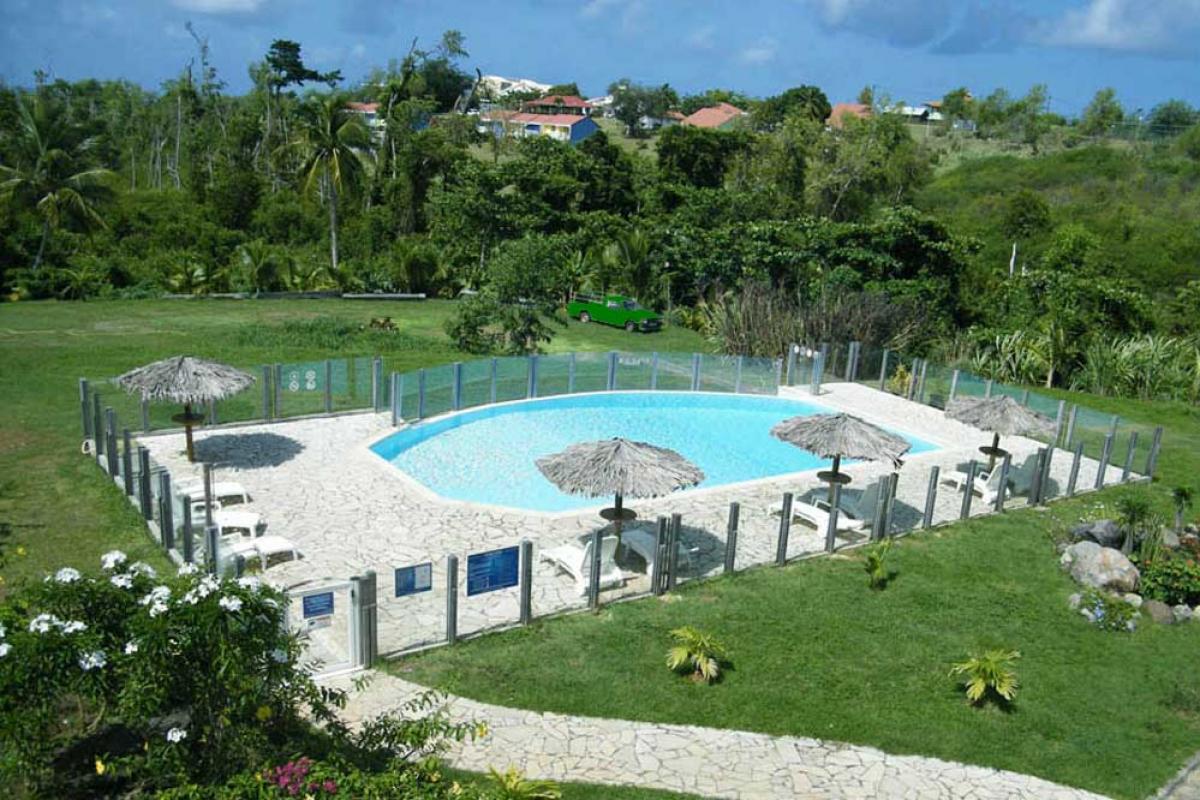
left=302, top=591, right=335, bottom=619
left=395, top=562, right=434, bottom=597
left=466, top=546, right=520, bottom=596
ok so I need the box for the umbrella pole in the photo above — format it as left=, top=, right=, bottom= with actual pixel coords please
left=988, top=432, right=1000, bottom=473
left=826, top=454, right=841, bottom=505
left=184, top=402, right=196, bottom=463
left=613, top=492, right=624, bottom=546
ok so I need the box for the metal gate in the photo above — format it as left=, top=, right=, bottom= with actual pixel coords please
left=284, top=580, right=359, bottom=678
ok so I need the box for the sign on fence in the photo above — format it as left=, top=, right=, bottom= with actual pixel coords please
left=302, top=591, right=335, bottom=621
left=466, top=546, right=520, bottom=596
left=394, top=563, right=433, bottom=597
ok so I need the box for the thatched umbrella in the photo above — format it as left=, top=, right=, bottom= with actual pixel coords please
left=771, top=413, right=910, bottom=502
left=115, top=356, right=255, bottom=462
left=945, top=395, right=1055, bottom=471
left=536, top=438, right=705, bottom=535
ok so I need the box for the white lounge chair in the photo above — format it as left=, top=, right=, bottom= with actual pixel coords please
left=540, top=535, right=624, bottom=596
left=179, top=481, right=252, bottom=507
left=221, top=534, right=299, bottom=572
left=943, top=463, right=1008, bottom=506
left=621, top=528, right=699, bottom=576
left=773, top=483, right=880, bottom=533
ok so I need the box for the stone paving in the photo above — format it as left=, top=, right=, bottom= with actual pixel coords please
left=138, top=382, right=1130, bottom=658
left=329, top=670, right=1110, bottom=800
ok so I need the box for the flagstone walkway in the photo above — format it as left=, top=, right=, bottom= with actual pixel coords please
left=330, top=671, right=1110, bottom=800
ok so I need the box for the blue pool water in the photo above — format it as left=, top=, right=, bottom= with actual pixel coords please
left=371, top=392, right=937, bottom=512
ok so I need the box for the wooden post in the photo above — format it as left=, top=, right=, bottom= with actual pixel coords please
left=445, top=555, right=458, bottom=645
left=775, top=493, right=793, bottom=565
left=92, top=392, right=103, bottom=462
left=724, top=502, right=739, bottom=574
left=922, top=466, right=939, bottom=528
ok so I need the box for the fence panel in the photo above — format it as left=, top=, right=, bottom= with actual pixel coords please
left=571, top=352, right=609, bottom=393
left=460, top=359, right=493, bottom=409
left=740, top=357, right=781, bottom=395
left=421, top=364, right=455, bottom=418
left=275, top=360, right=333, bottom=418
left=920, top=363, right=956, bottom=409
left=698, top=355, right=739, bottom=393
left=536, top=354, right=572, bottom=397
left=615, top=353, right=654, bottom=391
left=493, top=357, right=530, bottom=403
left=655, top=352, right=694, bottom=391
left=376, top=559, right=447, bottom=656
left=954, top=371, right=989, bottom=400
left=854, top=345, right=884, bottom=390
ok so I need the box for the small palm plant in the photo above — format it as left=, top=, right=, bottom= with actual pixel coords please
left=487, top=767, right=562, bottom=800
left=666, top=626, right=727, bottom=684
left=1173, top=486, right=1193, bottom=534
left=1116, top=494, right=1152, bottom=555
left=950, top=649, right=1020, bottom=706
left=864, top=539, right=893, bottom=590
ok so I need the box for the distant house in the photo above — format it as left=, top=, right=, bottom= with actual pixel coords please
left=827, top=102, right=872, bottom=129
left=887, top=102, right=945, bottom=124
left=587, top=94, right=616, bottom=118
left=346, top=102, right=387, bottom=144
left=478, top=110, right=599, bottom=145
left=479, top=74, right=552, bottom=98
left=681, top=102, right=747, bottom=130
left=521, top=94, right=594, bottom=117
left=637, top=110, right=683, bottom=131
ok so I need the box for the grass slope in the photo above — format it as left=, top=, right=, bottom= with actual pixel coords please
left=0, top=299, right=709, bottom=588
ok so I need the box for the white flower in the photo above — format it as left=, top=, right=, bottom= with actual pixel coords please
left=0, top=623, right=6, bottom=639
left=165, top=727, right=187, bottom=743
left=270, top=648, right=289, bottom=663
left=140, top=586, right=171, bottom=606
left=54, top=567, right=81, bottom=584
left=218, top=595, right=243, bottom=613
left=110, top=574, right=133, bottom=589
left=78, top=650, right=107, bottom=671
left=0, top=643, right=10, bottom=658
left=60, top=620, right=88, bottom=635
left=100, top=550, right=127, bottom=571
left=177, top=563, right=199, bottom=576
left=236, top=576, right=261, bottom=592
left=128, top=562, right=157, bottom=578
left=29, top=614, right=61, bottom=634
left=124, top=641, right=139, bottom=655
left=148, top=601, right=169, bottom=618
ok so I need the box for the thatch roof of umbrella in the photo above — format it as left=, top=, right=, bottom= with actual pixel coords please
left=115, top=356, right=255, bottom=404
left=944, top=395, right=1054, bottom=438
left=770, top=413, right=911, bottom=469
left=536, top=438, right=705, bottom=500
left=115, top=356, right=255, bottom=462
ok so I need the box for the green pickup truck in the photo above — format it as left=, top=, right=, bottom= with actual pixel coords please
left=567, top=293, right=663, bottom=332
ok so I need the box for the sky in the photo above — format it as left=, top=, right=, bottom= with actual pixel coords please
left=1, top=0, right=1198, bottom=115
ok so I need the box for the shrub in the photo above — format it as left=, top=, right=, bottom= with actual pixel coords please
left=1077, top=588, right=1138, bottom=632
left=886, top=363, right=912, bottom=396
left=949, top=649, right=1020, bottom=706
left=864, top=539, right=893, bottom=590
left=1140, top=554, right=1200, bottom=607
left=666, top=626, right=727, bottom=684
left=487, top=766, right=562, bottom=800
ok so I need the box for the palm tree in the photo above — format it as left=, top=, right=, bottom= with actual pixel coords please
left=601, top=229, right=654, bottom=300
left=0, top=97, right=113, bottom=271
left=287, top=94, right=370, bottom=274
left=237, top=240, right=280, bottom=296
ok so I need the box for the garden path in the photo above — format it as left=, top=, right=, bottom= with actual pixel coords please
left=330, top=671, right=1110, bottom=800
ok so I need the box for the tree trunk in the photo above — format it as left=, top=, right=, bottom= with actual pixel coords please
left=173, top=91, right=183, bottom=189
left=1044, top=364, right=1054, bottom=389
left=328, top=178, right=339, bottom=275
left=31, top=218, right=50, bottom=271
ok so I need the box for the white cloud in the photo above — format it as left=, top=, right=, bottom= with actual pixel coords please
left=170, top=0, right=267, bottom=13
left=686, top=25, right=716, bottom=50
left=1036, top=0, right=1200, bottom=56
left=740, top=37, right=778, bottom=65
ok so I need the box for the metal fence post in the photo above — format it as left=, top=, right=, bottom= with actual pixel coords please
left=1052, top=400, right=1066, bottom=445
left=785, top=344, right=797, bottom=387
left=371, top=357, right=383, bottom=411
left=1039, top=446, right=1056, bottom=503
left=922, top=466, right=940, bottom=528
left=1095, top=434, right=1113, bottom=489
left=390, top=374, right=400, bottom=425
left=916, top=360, right=928, bottom=403
left=810, top=351, right=824, bottom=395
left=984, top=379, right=994, bottom=398
left=159, top=472, right=174, bottom=550
left=651, top=352, right=659, bottom=390
left=588, top=529, right=603, bottom=608
left=906, top=360, right=920, bottom=401
left=452, top=362, right=463, bottom=410
left=724, top=502, right=739, bottom=574
left=204, top=524, right=219, bottom=575
left=1109, top=414, right=1120, bottom=440
left=181, top=502, right=194, bottom=563
left=666, top=513, right=682, bottom=591
left=651, top=516, right=667, bottom=595
left=1067, top=442, right=1084, bottom=497
left=79, top=378, right=91, bottom=438
left=994, top=454, right=1011, bottom=512
left=566, top=353, right=575, bottom=394
left=824, top=483, right=841, bottom=553
left=92, top=393, right=103, bottom=462
left=606, top=351, right=618, bottom=391
left=1065, top=405, right=1079, bottom=447
left=519, top=540, right=533, bottom=625
left=871, top=476, right=891, bottom=540
left=734, top=355, right=744, bottom=393
left=417, top=369, right=427, bottom=420
left=137, top=447, right=152, bottom=520
left=273, top=364, right=282, bottom=420
left=1121, top=431, right=1139, bottom=482
left=948, top=370, right=960, bottom=403
left=848, top=341, right=861, bottom=382
left=490, top=358, right=499, bottom=403
left=690, top=353, right=701, bottom=391
left=959, top=461, right=978, bottom=519
left=1030, top=449, right=1047, bottom=505
left=528, top=355, right=539, bottom=398
left=121, top=429, right=134, bottom=495
left=1145, top=426, right=1164, bottom=477
left=261, top=365, right=272, bottom=420
left=446, top=555, right=459, bottom=645
left=104, top=409, right=118, bottom=476
left=140, top=398, right=150, bottom=433
left=775, top=493, right=793, bottom=565
left=884, top=473, right=899, bottom=537
left=323, top=360, right=333, bottom=413
left=878, top=349, right=890, bottom=391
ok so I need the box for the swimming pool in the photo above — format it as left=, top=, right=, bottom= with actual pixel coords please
left=371, top=392, right=937, bottom=512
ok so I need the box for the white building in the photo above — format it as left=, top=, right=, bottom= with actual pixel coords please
left=479, top=75, right=553, bottom=99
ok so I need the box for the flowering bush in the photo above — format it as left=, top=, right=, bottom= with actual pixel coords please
left=1140, top=554, right=1200, bottom=606
left=1077, top=588, right=1138, bottom=632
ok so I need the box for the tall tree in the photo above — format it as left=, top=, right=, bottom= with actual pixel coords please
left=1079, top=87, right=1123, bottom=137
left=0, top=97, right=113, bottom=271
left=288, top=94, right=370, bottom=273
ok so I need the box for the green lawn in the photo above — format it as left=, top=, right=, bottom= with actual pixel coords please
left=398, top=391, right=1200, bottom=800
left=0, top=299, right=710, bottom=589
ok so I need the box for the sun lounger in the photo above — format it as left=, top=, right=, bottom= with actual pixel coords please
left=772, top=483, right=880, bottom=533
left=621, top=528, right=699, bottom=576
left=540, top=535, right=623, bottom=596
left=221, top=534, right=299, bottom=572
left=179, top=481, right=252, bottom=507
left=943, top=463, right=1008, bottom=505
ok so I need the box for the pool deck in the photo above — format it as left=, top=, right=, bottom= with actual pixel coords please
left=138, top=381, right=1129, bottom=655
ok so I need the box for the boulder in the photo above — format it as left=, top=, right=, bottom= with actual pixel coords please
left=1144, top=599, right=1175, bottom=625
left=1123, top=593, right=1144, bottom=609
left=1173, top=605, right=1193, bottom=623
left=1060, top=541, right=1140, bottom=593
left=1162, top=529, right=1181, bottom=549
left=1071, top=519, right=1124, bottom=548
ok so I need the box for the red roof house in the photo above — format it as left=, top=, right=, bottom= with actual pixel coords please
left=827, top=102, right=872, bottom=128
left=521, top=95, right=594, bottom=116
left=681, top=102, right=747, bottom=130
